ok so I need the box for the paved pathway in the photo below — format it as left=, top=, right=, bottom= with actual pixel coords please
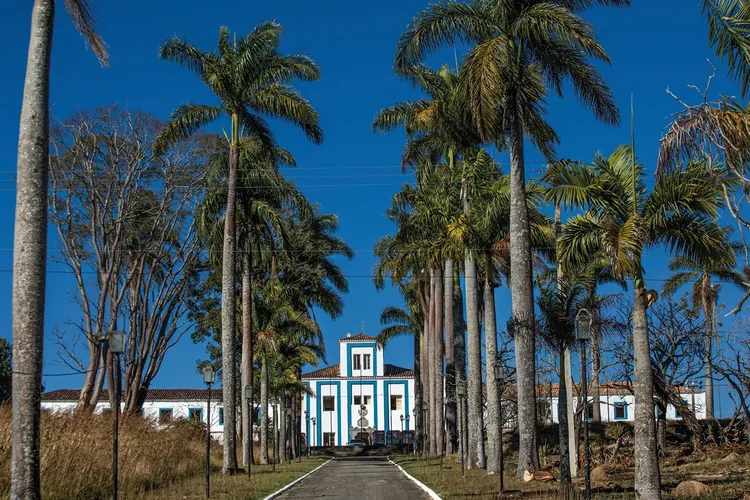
left=275, top=457, right=430, bottom=499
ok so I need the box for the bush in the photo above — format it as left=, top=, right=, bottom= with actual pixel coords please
left=0, top=405, right=218, bottom=499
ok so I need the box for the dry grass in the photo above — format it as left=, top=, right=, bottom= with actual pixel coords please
left=0, top=405, right=322, bottom=499
left=393, top=449, right=750, bottom=499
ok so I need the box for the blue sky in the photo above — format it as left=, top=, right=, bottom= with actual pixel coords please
left=1, top=1, right=746, bottom=414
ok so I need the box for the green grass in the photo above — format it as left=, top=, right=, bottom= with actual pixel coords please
left=142, top=457, right=328, bottom=500
left=392, top=450, right=750, bottom=499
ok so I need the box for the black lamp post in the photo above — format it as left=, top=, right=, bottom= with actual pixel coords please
left=400, top=414, right=405, bottom=453
left=311, top=417, right=317, bottom=455
left=456, top=380, right=467, bottom=478
left=304, top=410, right=310, bottom=458
left=494, top=362, right=505, bottom=494
left=576, top=309, right=592, bottom=500
left=100, top=331, right=125, bottom=500
left=244, top=384, right=252, bottom=477
left=405, top=414, right=410, bottom=453
left=203, top=364, right=216, bottom=499
left=272, top=399, right=277, bottom=471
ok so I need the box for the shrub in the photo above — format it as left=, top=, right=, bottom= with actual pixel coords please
left=0, top=404, right=219, bottom=499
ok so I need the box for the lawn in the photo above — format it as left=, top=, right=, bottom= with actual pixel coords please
left=392, top=450, right=750, bottom=499
left=142, top=457, right=329, bottom=500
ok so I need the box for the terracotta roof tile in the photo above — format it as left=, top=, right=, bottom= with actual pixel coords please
left=301, top=363, right=414, bottom=379
left=41, top=389, right=223, bottom=402
left=340, top=333, right=378, bottom=342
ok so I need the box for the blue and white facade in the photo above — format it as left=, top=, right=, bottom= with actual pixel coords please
left=301, top=332, right=415, bottom=446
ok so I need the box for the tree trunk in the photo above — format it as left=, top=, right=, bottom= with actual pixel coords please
left=464, top=254, right=485, bottom=468
left=413, top=318, right=423, bottom=456
left=433, top=266, right=445, bottom=456
left=241, top=253, right=253, bottom=467
left=221, top=116, right=240, bottom=472
left=280, top=402, right=287, bottom=463
left=509, top=105, right=539, bottom=476
left=444, top=259, right=456, bottom=455
left=484, top=265, right=501, bottom=473
left=558, top=349, right=572, bottom=490
left=260, top=357, right=269, bottom=465
left=420, top=279, right=431, bottom=455
left=453, top=274, right=467, bottom=460
left=702, top=279, right=714, bottom=419
left=656, top=401, right=666, bottom=453
left=12, top=1, right=53, bottom=497
left=633, top=286, right=662, bottom=499
left=429, top=269, right=438, bottom=456
left=591, top=312, right=602, bottom=423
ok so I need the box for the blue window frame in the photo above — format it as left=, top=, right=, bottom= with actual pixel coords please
left=158, top=408, right=173, bottom=424
left=218, top=407, right=224, bottom=426
left=613, top=402, right=628, bottom=420
left=675, top=399, right=688, bottom=419
left=188, top=408, right=203, bottom=422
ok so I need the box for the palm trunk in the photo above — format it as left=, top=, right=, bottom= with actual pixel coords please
left=702, top=278, right=714, bottom=419
left=420, top=279, right=431, bottom=455
left=465, top=253, right=485, bottom=468
left=483, top=260, right=501, bottom=473
left=633, top=286, right=662, bottom=499
left=12, top=1, right=53, bottom=497
left=444, top=259, right=456, bottom=454
left=591, top=311, right=602, bottom=423
left=453, top=275, right=467, bottom=459
left=280, top=401, right=287, bottom=463
left=509, top=105, right=539, bottom=476
left=428, top=269, right=437, bottom=456
left=656, top=400, right=666, bottom=452
left=260, top=357, right=269, bottom=465
left=221, top=115, right=240, bottom=472
left=413, top=320, right=423, bottom=456
left=558, top=349, right=573, bottom=491
left=241, top=253, right=253, bottom=467
left=433, top=266, right=445, bottom=456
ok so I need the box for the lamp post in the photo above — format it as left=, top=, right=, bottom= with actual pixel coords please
left=272, top=399, right=277, bottom=471
left=285, top=397, right=292, bottom=464
left=494, top=362, right=505, bottom=494
left=203, top=365, right=216, bottom=499
left=400, top=414, right=405, bottom=453
left=456, top=380, right=467, bottom=478
left=311, top=417, right=317, bottom=455
left=244, top=385, right=252, bottom=477
left=576, top=309, right=592, bottom=500
left=405, top=414, right=410, bottom=454
left=305, top=411, right=310, bottom=458
left=99, top=331, right=125, bottom=500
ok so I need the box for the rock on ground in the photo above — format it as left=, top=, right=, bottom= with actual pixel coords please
left=672, top=480, right=710, bottom=497
left=590, top=465, right=610, bottom=485
left=721, top=452, right=741, bottom=463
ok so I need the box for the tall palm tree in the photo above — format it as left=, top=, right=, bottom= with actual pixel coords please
left=13, top=1, right=107, bottom=496
left=703, top=0, right=750, bottom=98
left=559, top=146, right=730, bottom=498
left=662, top=248, right=744, bottom=419
left=395, top=0, right=626, bottom=475
left=156, top=23, right=323, bottom=472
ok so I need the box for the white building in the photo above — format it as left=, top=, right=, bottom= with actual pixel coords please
left=300, top=332, right=415, bottom=446
left=40, top=388, right=255, bottom=443
left=530, top=383, right=707, bottom=424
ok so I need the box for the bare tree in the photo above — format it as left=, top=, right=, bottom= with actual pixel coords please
left=715, top=319, right=750, bottom=444
left=49, top=106, right=207, bottom=413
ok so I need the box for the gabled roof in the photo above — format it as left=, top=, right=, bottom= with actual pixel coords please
left=339, top=333, right=378, bottom=342
left=301, top=363, right=414, bottom=380
left=41, top=389, right=223, bottom=402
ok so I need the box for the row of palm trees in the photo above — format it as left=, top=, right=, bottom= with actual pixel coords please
left=370, top=1, right=750, bottom=499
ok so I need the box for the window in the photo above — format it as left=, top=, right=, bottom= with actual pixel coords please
left=363, top=354, right=371, bottom=370
left=323, top=396, right=335, bottom=411
left=323, top=432, right=336, bottom=446
left=353, top=354, right=361, bottom=370
left=614, top=402, right=628, bottom=420
left=354, top=395, right=371, bottom=406
left=189, top=408, right=203, bottom=422
left=159, top=408, right=173, bottom=424
left=586, top=402, right=594, bottom=420
left=218, top=407, right=224, bottom=425
left=675, top=399, right=688, bottom=419
left=390, top=395, right=403, bottom=411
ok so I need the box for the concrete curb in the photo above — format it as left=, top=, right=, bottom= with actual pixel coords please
left=261, top=458, right=332, bottom=500
left=388, top=457, right=442, bottom=500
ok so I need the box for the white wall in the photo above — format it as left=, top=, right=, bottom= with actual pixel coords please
left=546, top=392, right=708, bottom=423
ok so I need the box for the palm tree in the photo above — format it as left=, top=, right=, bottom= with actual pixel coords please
left=662, top=248, right=744, bottom=419
left=559, top=146, right=730, bottom=498
left=13, top=1, right=107, bottom=496
left=703, top=0, right=750, bottom=98
left=395, top=0, right=625, bottom=475
left=156, top=23, right=323, bottom=472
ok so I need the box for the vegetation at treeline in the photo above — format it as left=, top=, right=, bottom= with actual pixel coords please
left=8, top=0, right=750, bottom=499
